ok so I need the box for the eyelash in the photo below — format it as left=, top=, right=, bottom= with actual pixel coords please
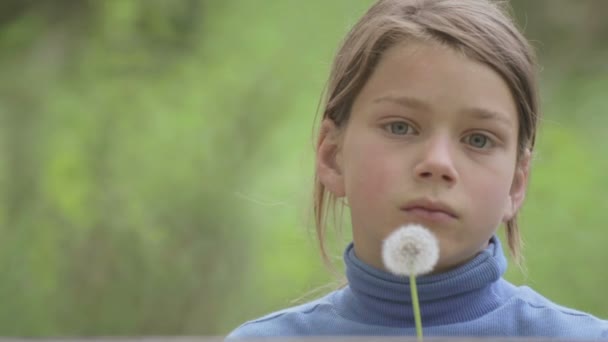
left=384, top=121, right=417, bottom=136
left=383, top=121, right=497, bottom=149
left=461, top=132, right=495, bottom=149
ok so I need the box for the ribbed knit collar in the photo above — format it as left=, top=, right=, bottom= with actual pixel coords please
left=339, top=236, right=512, bottom=327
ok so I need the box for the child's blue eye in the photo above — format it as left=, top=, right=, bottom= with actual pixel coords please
left=465, top=133, right=490, bottom=148
left=387, top=122, right=414, bottom=135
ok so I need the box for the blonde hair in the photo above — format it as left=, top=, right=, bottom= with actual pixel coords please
left=313, top=0, right=539, bottom=268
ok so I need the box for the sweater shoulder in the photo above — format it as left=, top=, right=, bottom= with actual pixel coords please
left=510, top=285, right=608, bottom=337
left=516, top=285, right=601, bottom=316
left=226, top=291, right=338, bottom=339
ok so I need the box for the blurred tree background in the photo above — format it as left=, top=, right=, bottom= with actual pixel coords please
left=0, top=0, right=606, bottom=337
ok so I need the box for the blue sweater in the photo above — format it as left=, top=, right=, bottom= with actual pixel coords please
left=228, top=237, right=608, bottom=339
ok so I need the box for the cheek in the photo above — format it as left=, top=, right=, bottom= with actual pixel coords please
left=466, top=164, right=514, bottom=216
left=342, top=138, right=399, bottom=204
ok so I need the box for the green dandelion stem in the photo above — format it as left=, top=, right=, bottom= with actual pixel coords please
left=410, top=275, right=423, bottom=341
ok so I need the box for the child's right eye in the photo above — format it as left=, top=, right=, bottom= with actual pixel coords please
left=385, top=122, right=416, bottom=135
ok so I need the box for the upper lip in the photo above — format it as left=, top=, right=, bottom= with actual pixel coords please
left=401, top=198, right=458, bottom=218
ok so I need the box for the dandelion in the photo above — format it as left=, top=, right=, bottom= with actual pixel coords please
left=382, top=224, right=439, bottom=341
left=382, top=224, right=439, bottom=276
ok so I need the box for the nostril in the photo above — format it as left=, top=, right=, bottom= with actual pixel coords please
left=417, top=171, right=454, bottom=182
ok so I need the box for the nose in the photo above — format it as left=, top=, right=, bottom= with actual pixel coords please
left=413, top=136, right=458, bottom=185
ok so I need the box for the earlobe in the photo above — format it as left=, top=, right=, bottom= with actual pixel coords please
left=503, top=149, right=531, bottom=221
left=316, top=119, right=346, bottom=197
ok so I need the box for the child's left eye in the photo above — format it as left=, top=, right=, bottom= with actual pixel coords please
left=464, top=133, right=492, bottom=149
left=385, top=122, right=415, bottom=135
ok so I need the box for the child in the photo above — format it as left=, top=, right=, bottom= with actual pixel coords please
left=228, top=0, right=608, bottom=338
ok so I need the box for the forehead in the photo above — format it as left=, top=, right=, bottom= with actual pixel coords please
left=352, top=41, right=518, bottom=126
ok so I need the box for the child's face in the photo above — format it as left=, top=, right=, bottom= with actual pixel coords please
left=318, top=41, right=529, bottom=273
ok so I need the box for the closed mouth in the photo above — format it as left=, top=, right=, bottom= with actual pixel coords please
left=401, top=199, right=458, bottom=219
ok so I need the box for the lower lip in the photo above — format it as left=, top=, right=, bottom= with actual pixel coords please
left=404, top=208, right=455, bottom=223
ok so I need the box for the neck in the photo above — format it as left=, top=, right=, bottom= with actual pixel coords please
left=352, top=236, right=491, bottom=275
left=338, top=236, right=512, bottom=327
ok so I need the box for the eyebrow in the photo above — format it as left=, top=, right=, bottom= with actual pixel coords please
left=373, top=95, right=431, bottom=111
left=463, top=107, right=514, bottom=128
left=373, top=94, right=514, bottom=127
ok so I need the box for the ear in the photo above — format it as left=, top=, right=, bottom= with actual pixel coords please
left=316, top=119, right=345, bottom=197
left=503, top=148, right=531, bottom=222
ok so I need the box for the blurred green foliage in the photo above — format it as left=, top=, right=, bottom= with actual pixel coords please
left=0, top=0, right=607, bottom=337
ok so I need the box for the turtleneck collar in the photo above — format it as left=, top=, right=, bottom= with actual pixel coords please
left=338, top=236, right=514, bottom=327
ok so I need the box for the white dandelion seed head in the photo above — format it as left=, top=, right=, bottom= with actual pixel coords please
left=382, top=224, right=440, bottom=276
